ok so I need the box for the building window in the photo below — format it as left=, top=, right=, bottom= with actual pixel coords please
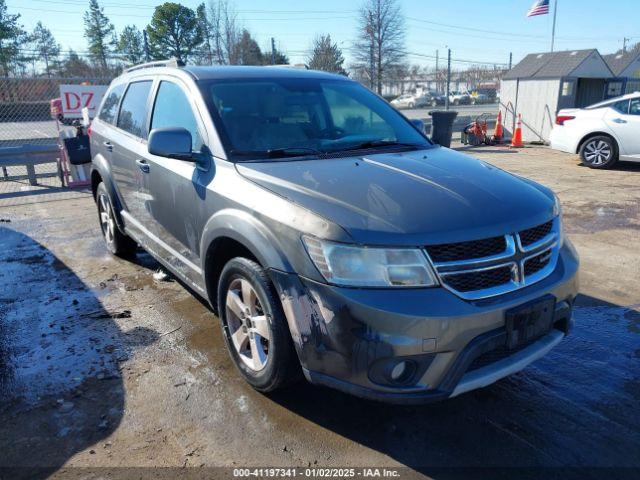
left=607, top=82, right=623, bottom=97
left=561, top=81, right=574, bottom=96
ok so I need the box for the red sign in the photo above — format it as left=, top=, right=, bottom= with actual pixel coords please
left=59, top=84, right=108, bottom=119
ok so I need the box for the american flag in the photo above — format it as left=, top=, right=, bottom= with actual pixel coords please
left=527, top=0, right=550, bottom=17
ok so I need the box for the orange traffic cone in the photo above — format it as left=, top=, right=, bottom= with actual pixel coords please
left=510, top=113, right=524, bottom=148
left=493, top=110, right=504, bottom=142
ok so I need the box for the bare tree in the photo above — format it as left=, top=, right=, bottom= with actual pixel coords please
left=352, top=0, right=406, bottom=94
left=206, top=0, right=241, bottom=64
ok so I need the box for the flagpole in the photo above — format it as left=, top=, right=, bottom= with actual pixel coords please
left=550, top=0, right=558, bottom=52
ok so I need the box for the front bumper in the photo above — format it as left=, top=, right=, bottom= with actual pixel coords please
left=270, top=241, right=579, bottom=404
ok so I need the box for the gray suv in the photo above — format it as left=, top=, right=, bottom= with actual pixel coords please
left=90, top=60, right=579, bottom=403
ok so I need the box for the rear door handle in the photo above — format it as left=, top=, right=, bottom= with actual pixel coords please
left=612, top=118, right=627, bottom=124
left=135, top=159, right=150, bottom=173
left=103, top=141, right=113, bottom=151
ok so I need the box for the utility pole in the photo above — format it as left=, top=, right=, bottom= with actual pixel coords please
left=509, top=52, right=513, bottom=70
left=435, top=50, right=439, bottom=92
left=623, top=37, right=630, bottom=53
left=271, top=37, right=276, bottom=65
left=445, top=48, right=451, bottom=110
left=143, top=30, right=150, bottom=61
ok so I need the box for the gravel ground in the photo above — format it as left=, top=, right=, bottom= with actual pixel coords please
left=0, top=144, right=639, bottom=480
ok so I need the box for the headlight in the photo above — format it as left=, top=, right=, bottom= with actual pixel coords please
left=553, top=193, right=565, bottom=245
left=553, top=193, right=562, bottom=218
left=302, top=236, right=439, bottom=288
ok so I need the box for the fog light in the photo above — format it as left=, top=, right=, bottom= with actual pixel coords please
left=390, top=361, right=408, bottom=381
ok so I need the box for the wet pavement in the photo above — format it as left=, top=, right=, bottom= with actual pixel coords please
left=0, top=145, right=639, bottom=479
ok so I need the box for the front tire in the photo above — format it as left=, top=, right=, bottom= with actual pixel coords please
left=579, top=136, right=617, bottom=169
left=96, top=182, right=137, bottom=256
left=217, top=257, right=299, bottom=392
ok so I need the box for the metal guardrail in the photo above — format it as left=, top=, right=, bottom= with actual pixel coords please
left=0, top=144, right=60, bottom=186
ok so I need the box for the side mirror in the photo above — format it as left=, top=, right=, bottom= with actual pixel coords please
left=410, top=118, right=425, bottom=133
left=148, top=127, right=193, bottom=161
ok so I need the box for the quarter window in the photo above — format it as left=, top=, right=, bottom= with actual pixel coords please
left=151, top=81, right=203, bottom=151
left=117, top=81, right=153, bottom=139
left=98, top=83, right=126, bottom=125
left=630, top=99, right=640, bottom=116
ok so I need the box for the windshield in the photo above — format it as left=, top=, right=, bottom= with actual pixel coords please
left=200, top=78, right=431, bottom=160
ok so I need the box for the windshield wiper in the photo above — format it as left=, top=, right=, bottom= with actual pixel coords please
left=332, top=140, right=424, bottom=153
left=230, top=147, right=323, bottom=159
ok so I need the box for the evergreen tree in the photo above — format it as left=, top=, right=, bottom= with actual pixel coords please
left=84, top=0, right=115, bottom=70
left=0, top=0, right=27, bottom=77
left=308, top=34, right=346, bottom=75
left=32, top=22, right=60, bottom=77
left=118, top=25, right=144, bottom=65
left=146, top=2, right=203, bottom=64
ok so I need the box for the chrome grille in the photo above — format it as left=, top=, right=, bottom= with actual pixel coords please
left=426, top=236, right=506, bottom=263
left=443, top=265, right=513, bottom=292
left=524, top=248, right=553, bottom=276
left=426, top=219, right=560, bottom=300
left=519, top=221, right=553, bottom=249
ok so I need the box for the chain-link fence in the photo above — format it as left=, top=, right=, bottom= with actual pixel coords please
left=0, top=76, right=113, bottom=195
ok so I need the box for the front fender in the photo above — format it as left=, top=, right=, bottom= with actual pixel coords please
left=200, top=208, right=294, bottom=273
left=91, top=155, right=126, bottom=231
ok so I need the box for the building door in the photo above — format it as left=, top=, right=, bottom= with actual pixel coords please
left=575, top=78, right=605, bottom=108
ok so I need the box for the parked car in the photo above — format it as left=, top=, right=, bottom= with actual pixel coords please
left=390, top=93, right=428, bottom=109
left=474, top=87, right=498, bottom=103
left=90, top=61, right=579, bottom=403
left=550, top=92, right=640, bottom=168
left=424, top=90, right=447, bottom=107
left=449, top=91, right=471, bottom=106
left=470, top=93, right=490, bottom=105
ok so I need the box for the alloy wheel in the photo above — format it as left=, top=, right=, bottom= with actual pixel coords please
left=584, top=140, right=612, bottom=165
left=98, top=193, right=115, bottom=245
left=225, top=278, right=270, bottom=371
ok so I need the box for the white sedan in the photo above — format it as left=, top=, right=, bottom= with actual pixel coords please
left=550, top=92, right=640, bottom=169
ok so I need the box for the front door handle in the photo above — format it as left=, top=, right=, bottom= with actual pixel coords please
left=135, top=159, right=150, bottom=173
left=612, top=118, right=627, bottom=124
left=103, top=141, right=113, bottom=151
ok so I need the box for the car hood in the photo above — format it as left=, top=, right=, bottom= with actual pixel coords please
left=236, top=147, right=555, bottom=245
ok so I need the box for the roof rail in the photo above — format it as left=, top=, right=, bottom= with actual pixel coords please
left=125, top=57, right=185, bottom=73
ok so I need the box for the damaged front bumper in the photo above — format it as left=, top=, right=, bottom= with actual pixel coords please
left=269, top=242, right=579, bottom=404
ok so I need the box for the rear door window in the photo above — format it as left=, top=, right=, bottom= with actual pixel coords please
left=98, top=83, right=126, bottom=125
left=612, top=100, right=630, bottom=114
left=150, top=81, right=203, bottom=151
left=117, top=81, right=153, bottom=139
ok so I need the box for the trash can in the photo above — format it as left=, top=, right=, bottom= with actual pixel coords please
left=429, top=110, right=458, bottom=148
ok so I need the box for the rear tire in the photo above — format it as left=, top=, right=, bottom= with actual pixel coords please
left=96, top=182, right=137, bottom=257
left=579, top=135, right=618, bottom=169
left=217, top=257, right=300, bottom=392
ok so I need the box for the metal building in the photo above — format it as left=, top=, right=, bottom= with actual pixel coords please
left=500, top=49, right=613, bottom=143
left=603, top=50, right=640, bottom=96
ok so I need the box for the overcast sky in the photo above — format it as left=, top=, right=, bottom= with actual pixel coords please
left=9, top=0, right=640, bottom=68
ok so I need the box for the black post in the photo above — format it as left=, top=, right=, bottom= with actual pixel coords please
left=509, top=52, right=513, bottom=70
left=143, top=30, right=150, bottom=61
left=271, top=37, right=276, bottom=65
left=445, top=48, right=451, bottom=110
